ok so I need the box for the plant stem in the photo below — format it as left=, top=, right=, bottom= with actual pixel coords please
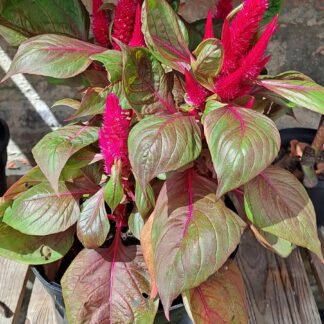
left=301, top=146, right=318, bottom=188
left=301, top=116, right=323, bottom=188
left=312, top=115, right=324, bottom=156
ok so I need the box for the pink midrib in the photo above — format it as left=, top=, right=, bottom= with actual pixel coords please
left=196, top=287, right=223, bottom=323
left=45, top=46, right=102, bottom=54
left=108, top=220, right=122, bottom=323
left=138, top=67, right=177, bottom=114
left=228, top=106, right=246, bottom=139
left=261, top=80, right=322, bottom=91
left=182, top=169, right=193, bottom=237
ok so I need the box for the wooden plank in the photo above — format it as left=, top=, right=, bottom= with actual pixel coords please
left=285, top=249, right=322, bottom=323
left=0, top=257, right=29, bottom=323
left=308, top=227, right=324, bottom=301
left=25, top=278, right=61, bottom=324
left=236, top=231, right=321, bottom=324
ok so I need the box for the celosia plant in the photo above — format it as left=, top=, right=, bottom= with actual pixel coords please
left=0, top=0, right=324, bottom=322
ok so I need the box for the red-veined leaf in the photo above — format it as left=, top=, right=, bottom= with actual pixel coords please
left=77, top=188, right=110, bottom=248
left=62, top=237, right=158, bottom=323
left=152, top=170, right=246, bottom=317
left=128, top=114, right=201, bottom=193
left=2, top=35, right=105, bottom=81
left=244, top=166, right=323, bottom=259
left=204, top=105, right=280, bottom=198
left=182, top=260, right=248, bottom=324
left=32, top=125, right=99, bottom=193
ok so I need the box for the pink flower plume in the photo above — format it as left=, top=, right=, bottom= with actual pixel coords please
left=215, top=16, right=278, bottom=102
left=92, top=0, right=110, bottom=47
left=215, top=0, right=233, bottom=20
left=221, top=0, right=268, bottom=75
left=129, top=3, right=145, bottom=47
left=112, top=0, right=138, bottom=50
left=185, top=70, right=208, bottom=107
left=203, top=9, right=215, bottom=40
left=99, top=93, right=131, bottom=176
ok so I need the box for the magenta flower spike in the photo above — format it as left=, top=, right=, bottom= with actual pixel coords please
left=92, top=0, right=110, bottom=47
left=221, top=0, right=269, bottom=75
left=203, top=9, right=215, bottom=40
left=215, top=16, right=278, bottom=102
left=99, top=93, right=131, bottom=176
left=185, top=69, right=208, bottom=107
left=112, top=0, right=137, bottom=50
left=129, top=3, right=145, bottom=47
left=215, top=0, right=233, bottom=20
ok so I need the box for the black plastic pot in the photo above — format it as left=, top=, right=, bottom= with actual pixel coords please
left=0, top=119, right=9, bottom=196
left=280, top=128, right=324, bottom=226
left=31, top=266, right=67, bottom=323
left=31, top=266, right=192, bottom=324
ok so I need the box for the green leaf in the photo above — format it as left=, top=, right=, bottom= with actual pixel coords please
left=52, top=98, right=81, bottom=110
left=251, top=225, right=294, bottom=258
left=122, top=45, right=175, bottom=115
left=128, top=210, right=145, bottom=240
left=192, top=38, right=223, bottom=91
left=62, top=243, right=158, bottom=323
left=182, top=260, right=248, bottom=324
left=263, top=0, right=284, bottom=23
left=135, top=181, right=155, bottom=219
left=202, top=99, right=227, bottom=122
left=152, top=170, right=246, bottom=315
left=0, top=199, right=11, bottom=219
left=3, top=182, right=82, bottom=236
left=128, top=114, right=202, bottom=193
left=77, top=189, right=110, bottom=248
left=0, top=0, right=89, bottom=41
left=91, top=50, right=123, bottom=83
left=104, top=162, right=124, bottom=213
left=228, top=191, right=294, bottom=258
left=0, top=219, right=74, bottom=264
left=68, top=88, right=107, bottom=120
left=142, top=0, right=192, bottom=72
left=259, top=79, right=324, bottom=114
left=204, top=106, right=280, bottom=198
left=0, top=25, right=27, bottom=46
left=244, top=166, right=323, bottom=259
left=2, top=35, right=105, bottom=81
left=32, top=125, right=99, bottom=193
left=2, top=166, right=46, bottom=201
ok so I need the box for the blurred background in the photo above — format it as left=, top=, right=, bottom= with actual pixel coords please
left=0, top=0, right=322, bottom=166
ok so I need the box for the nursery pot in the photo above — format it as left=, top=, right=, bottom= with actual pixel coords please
left=0, top=119, right=9, bottom=196
left=31, top=265, right=192, bottom=324
left=280, top=128, right=324, bottom=226
left=31, top=266, right=67, bottom=323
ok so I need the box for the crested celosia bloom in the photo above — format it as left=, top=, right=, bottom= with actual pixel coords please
left=112, top=0, right=138, bottom=49
left=99, top=93, right=130, bottom=176
left=185, top=69, right=208, bottom=107
left=215, top=0, right=233, bottom=20
left=214, top=0, right=278, bottom=102
left=129, top=3, right=146, bottom=47
left=203, top=9, right=215, bottom=40
left=92, top=0, right=110, bottom=47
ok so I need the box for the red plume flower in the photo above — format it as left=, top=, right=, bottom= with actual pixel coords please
left=203, top=9, right=215, bottom=40
left=129, top=3, right=145, bottom=47
left=112, top=0, right=138, bottom=49
left=215, top=16, right=278, bottom=102
left=99, top=93, right=131, bottom=176
left=92, top=0, right=110, bottom=47
left=185, top=70, right=208, bottom=107
left=215, top=0, right=233, bottom=20
left=221, top=0, right=268, bottom=75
